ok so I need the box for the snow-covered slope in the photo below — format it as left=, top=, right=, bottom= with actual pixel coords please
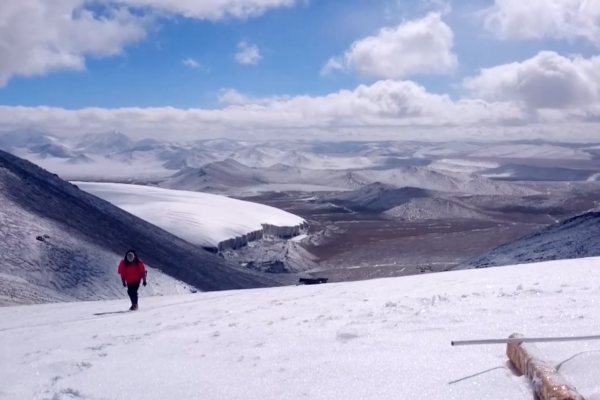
left=0, top=150, right=291, bottom=306
left=161, top=159, right=358, bottom=193
left=353, top=167, right=538, bottom=196
left=2, top=258, right=599, bottom=400
left=327, top=183, right=488, bottom=220
left=164, top=160, right=537, bottom=196
left=0, top=128, right=58, bottom=150
left=73, top=131, right=134, bottom=154
left=77, top=182, right=307, bottom=251
left=232, top=147, right=375, bottom=170
left=20, top=153, right=174, bottom=181
left=453, top=212, right=600, bottom=270
left=383, top=198, right=488, bottom=221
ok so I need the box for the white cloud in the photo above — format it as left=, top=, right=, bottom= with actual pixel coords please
left=235, top=41, right=263, bottom=65
left=182, top=58, right=201, bottom=68
left=0, top=80, right=534, bottom=141
left=322, top=12, right=457, bottom=79
left=112, top=0, right=298, bottom=20
left=0, top=0, right=297, bottom=87
left=0, top=0, right=147, bottom=87
left=217, top=89, right=290, bottom=105
left=464, top=51, right=600, bottom=110
left=5, top=75, right=600, bottom=141
left=482, top=0, right=600, bottom=46
left=320, top=58, right=345, bottom=76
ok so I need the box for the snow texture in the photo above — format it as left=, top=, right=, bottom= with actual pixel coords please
left=454, top=212, right=600, bottom=270
left=76, top=182, right=308, bottom=251
left=1, top=257, right=600, bottom=400
left=0, top=150, right=293, bottom=306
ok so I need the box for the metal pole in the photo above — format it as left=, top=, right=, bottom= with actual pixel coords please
left=451, top=334, right=600, bottom=346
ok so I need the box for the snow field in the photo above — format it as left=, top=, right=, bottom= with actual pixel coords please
left=1, top=257, right=599, bottom=400
left=76, top=182, right=307, bottom=249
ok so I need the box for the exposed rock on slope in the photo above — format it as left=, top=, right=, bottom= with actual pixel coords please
left=452, top=212, right=600, bottom=270
left=217, top=224, right=307, bottom=252
left=327, top=183, right=434, bottom=212
left=383, top=198, right=488, bottom=221
left=0, top=150, right=292, bottom=305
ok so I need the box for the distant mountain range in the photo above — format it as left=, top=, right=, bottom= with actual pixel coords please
left=2, top=129, right=599, bottom=186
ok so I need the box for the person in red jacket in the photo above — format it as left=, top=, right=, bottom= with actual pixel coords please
left=118, top=250, right=147, bottom=310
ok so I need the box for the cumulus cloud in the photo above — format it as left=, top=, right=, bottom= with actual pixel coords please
left=182, top=58, right=201, bottom=68
left=464, top=51, right=600, bottom=110
left=322, top=12, right=457, bottom=79
left=0, top=79, right=532, bottom=141
left=218, top=89, right=290, bottom=105
left=0, top=0, right=147, bottom=87
left=235, top=41, right=263, bottom=65
left=320, top=57, right=345, bottom=76
left=0, top=0, right=296, bottom=87
left=482, top=0, right=600, bottom=46
left=112, top=0, right=298, bottom=20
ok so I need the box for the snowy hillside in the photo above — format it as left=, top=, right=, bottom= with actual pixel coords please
left=77, top=182, right=307, bottom=251
left=353, top=167, right=537, bottom=196
left=453, top=212, right=600, bottom=270
left=1, top=257, right=599, bottom=400
left=232, top=146, right=375, bottom=170
left=164, top=160, right=537, bottom=196
left=327, top=183, right=488, bottom=221
left=383, top=198, right=488, bottom=221
left=0, top=150, right=291, bottom=306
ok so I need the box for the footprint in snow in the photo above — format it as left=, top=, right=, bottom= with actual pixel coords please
left=336, top=332, right=360, bottom=342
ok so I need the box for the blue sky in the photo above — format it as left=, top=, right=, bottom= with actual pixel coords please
left=0, top=0, right=599, bottom=141
left=0, top=0, right=594, bottom=109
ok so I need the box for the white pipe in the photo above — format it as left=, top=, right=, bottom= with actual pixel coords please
left=451, top=334, right=600, bottom=346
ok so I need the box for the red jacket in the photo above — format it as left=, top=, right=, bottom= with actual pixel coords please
left=118, top=260, right=146, bottom=284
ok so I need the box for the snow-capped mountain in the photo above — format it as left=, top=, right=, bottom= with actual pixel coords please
left=1, top=130, right=599, bottom=192
left=452, top=211, right=600, bottom=270
left=161, top=147, right=220, bottom=170
left=163, top=159, right=538, bottom=196
left=0, top=128, right=58, bottom=150
left=0, top=150, right=291, bottom=306
left=73, top=131, right=134, bottom=154
left=326, top=183, right=489, bottom=221
left=2, top=257, right=599, bottom=399
left=328, top=183, right=435, bottom=212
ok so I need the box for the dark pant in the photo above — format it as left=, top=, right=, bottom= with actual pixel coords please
left=127, top=281, right=141, bottom=306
